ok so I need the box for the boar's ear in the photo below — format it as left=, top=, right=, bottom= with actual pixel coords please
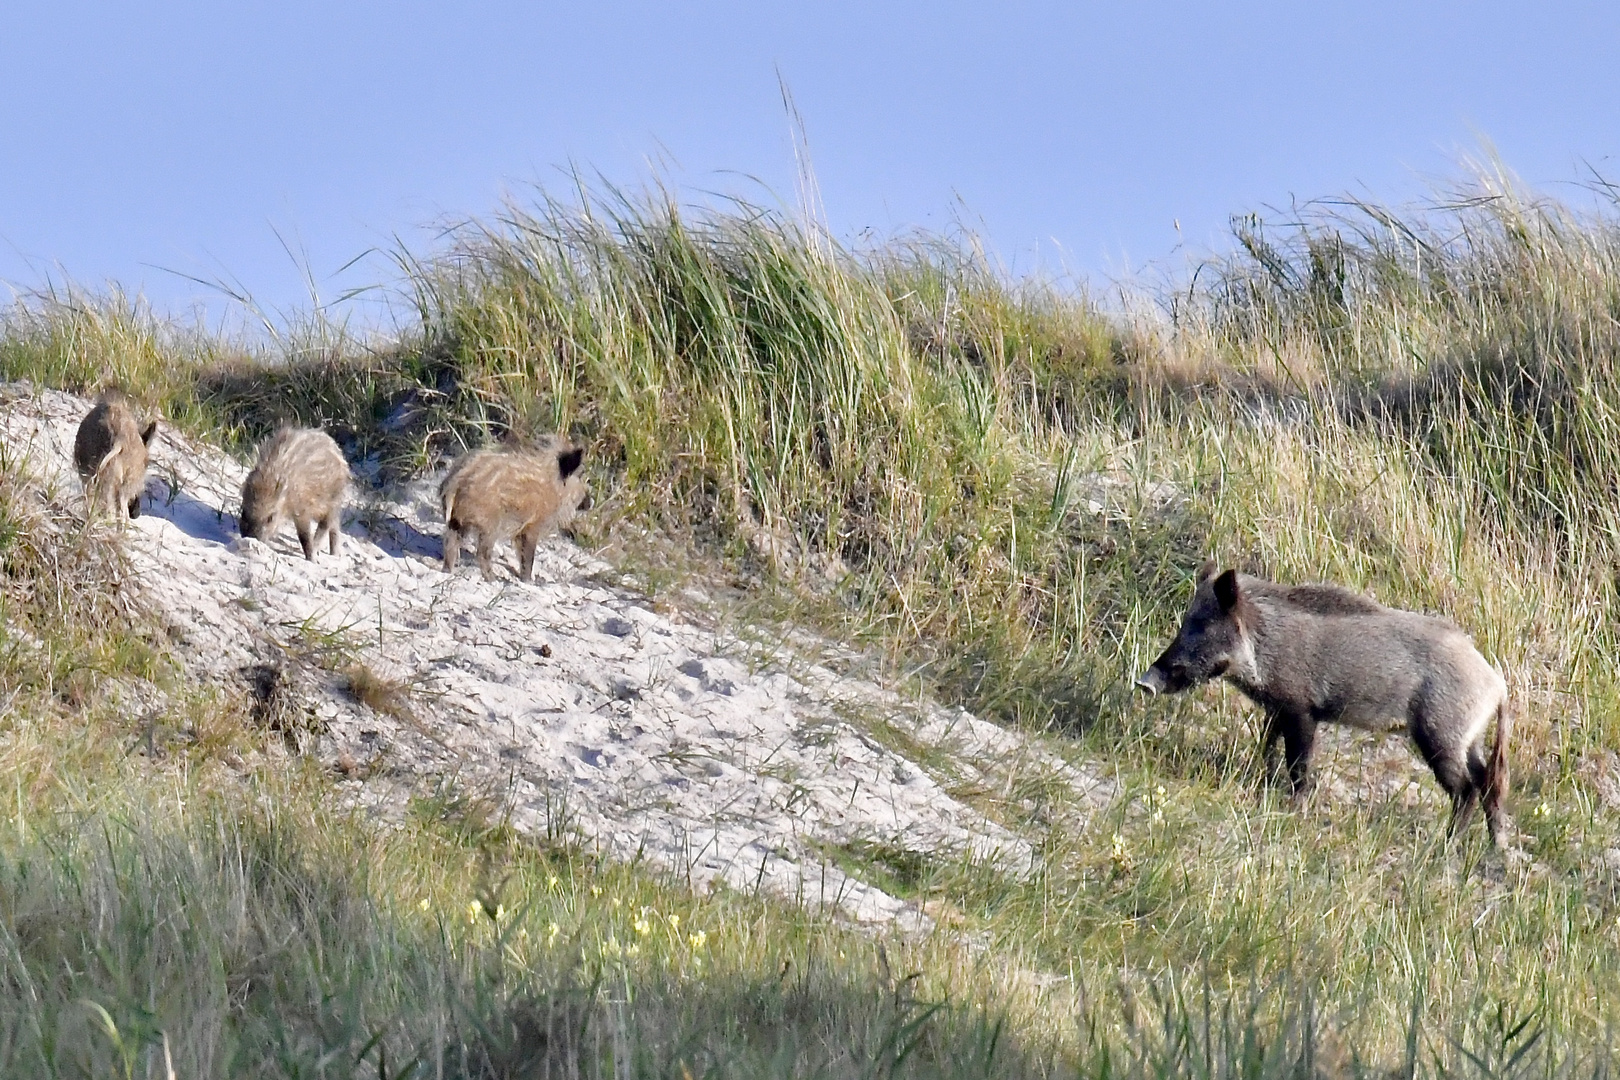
left=1195, top=559, right=1218, bottom=585
left=557, top=446, right=584, bottom=480
left=1213, top=569, right=1241, bottom=612
left=140, top=421, right=158, bottom=446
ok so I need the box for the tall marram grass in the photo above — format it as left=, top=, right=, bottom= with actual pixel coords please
left=381, top=174, right=1620, bottom=747
left=399, top=186, right=1171, bottom=731
left=1198, top=165, right=1620, bottom=567
left=11, top=167, right=1620, bottom=1070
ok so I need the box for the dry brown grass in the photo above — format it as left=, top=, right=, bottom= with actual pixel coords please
left=342, top=661, right=414, bottom=722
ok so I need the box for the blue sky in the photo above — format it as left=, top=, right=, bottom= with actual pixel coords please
left=3, top=1, right=1618, bottom=319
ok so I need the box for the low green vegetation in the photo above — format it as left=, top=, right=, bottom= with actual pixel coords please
left=5, top=165, right=1620, bottom=1074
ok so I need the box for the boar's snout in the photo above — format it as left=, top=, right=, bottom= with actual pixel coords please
left=1135, top=667, right=1168, bottom=695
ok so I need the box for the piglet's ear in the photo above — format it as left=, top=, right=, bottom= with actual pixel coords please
left=1195, top=559, right=1218, bottom=585
left=1213, top=569, right=1241, bottom=612
left=557, top=446, right=584, bottom=480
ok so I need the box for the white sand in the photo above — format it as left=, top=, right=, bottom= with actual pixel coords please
left=0, top=382, right=1117, bottom=932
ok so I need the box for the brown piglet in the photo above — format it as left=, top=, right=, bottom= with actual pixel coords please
left=73, top=391, right=158, bottom=519
left=239, top=428, right=350, bottom=560
left=440, top=439, right=592, bottom=581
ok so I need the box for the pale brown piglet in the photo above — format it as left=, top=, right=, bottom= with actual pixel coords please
left=73, top=391, right=158, bottom=519
left=239, top=428, right=350, bottom=560
left=440, top=439, right=591, bottom=581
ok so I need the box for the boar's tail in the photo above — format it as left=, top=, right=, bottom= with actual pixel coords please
left=1483, top=698, right=1511, bottom=824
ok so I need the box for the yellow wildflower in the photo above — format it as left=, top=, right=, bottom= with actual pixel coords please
left=1110, top=832, right=1133, bottom=876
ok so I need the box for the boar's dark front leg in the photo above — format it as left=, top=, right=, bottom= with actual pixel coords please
left=1258, top=710, right=1287, bottom=785
left=1260, top=710, right=1284, bottom=768
left=1261, top=709, right=1318, bottom=799
left=1280, top=712, right=1319, bottom=799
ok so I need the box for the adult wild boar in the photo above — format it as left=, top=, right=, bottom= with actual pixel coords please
left=1136, top=561, right=1510, bottom=845
left=73, top=391, right=158, bottom=519
left=239, top=428, right=350, bottom=560
left=440, top=439, right=592, bottom=582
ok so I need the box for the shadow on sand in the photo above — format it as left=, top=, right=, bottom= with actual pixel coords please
left=141, top=477, right=449, bottom=565
left=141, top=479, right=237, bottom=545
left=354, top=512, right=444, bottom=562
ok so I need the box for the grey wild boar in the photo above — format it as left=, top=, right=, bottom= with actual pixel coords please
left=239, top=428, right=349, bottom=560
left=440, top=439, right=592, bottom=581
left=74, top=391, right=158, bottom=519
left=1136, top=561, right=1510, bottom=845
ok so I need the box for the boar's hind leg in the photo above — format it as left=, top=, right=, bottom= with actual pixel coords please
left=1444, top=742, right=1492, bottom=839
left=1413, top=723, right=1481, bottom=838
left=324, top=514, right=341, bottom=555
